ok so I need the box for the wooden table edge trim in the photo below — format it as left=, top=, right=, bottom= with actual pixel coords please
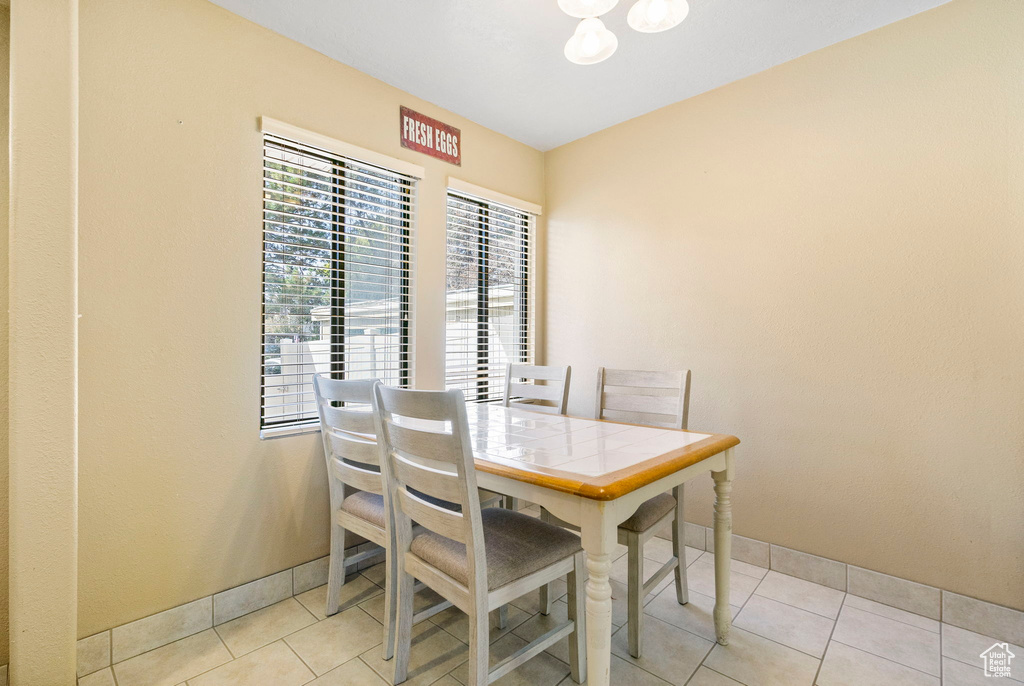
left=474, top=432, right=740, bottom=501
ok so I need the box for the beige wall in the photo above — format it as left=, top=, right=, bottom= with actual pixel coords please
left=545, top=0, right=1024, bottom=611
left=76, top=0, right=543, bottom=637
left=0, top=4, right=8, bottom=667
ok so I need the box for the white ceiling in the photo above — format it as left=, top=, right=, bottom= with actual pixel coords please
left=209, top=0, right=950, bottom=150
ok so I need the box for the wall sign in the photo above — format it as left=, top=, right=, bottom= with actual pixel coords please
left=400, top=106, right=461, bottom=166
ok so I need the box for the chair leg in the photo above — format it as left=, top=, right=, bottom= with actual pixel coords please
left=392, top=569, right=415, bottom=684
left=381, top=543, right=399, bottom=660
left=497, top=604, right=508, bottom=630
left=567, top=551, right=587, bottom=684
left=538, top=509, right=555, bottom=615
left=672, top=485, right=689, bottom=605
left=539, top=583, right=553, bottom=615
left=324, top=521, right=347, bottom=617
left=627, top=532, right=644, bottom=659
left=467, top=605, right=490, bottom=686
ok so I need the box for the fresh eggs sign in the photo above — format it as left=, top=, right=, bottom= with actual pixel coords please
left=400, top=106, right=461, bottom=166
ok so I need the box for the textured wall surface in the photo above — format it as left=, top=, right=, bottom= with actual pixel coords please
left=544, top=0, right=1024, bottom=611
left=76, top=0, right=543, bottom=637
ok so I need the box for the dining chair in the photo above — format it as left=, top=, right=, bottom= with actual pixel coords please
left=313, top=375, right=401, bottom=659
left=541, top=367, right=691, bottom=659
left=502, top=363, right=571, bottom=415
left=499, top=363, right=572, bottom=511
left=373, top=385, right=587, bottom=685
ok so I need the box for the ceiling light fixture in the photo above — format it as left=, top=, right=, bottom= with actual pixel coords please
left=564, top=17, right=618, bottom=65
left=559, top=0, right=689, bottom=65
left=627, top=0, right=689, bottom=32
left=557, top=0, right=619, bottom=19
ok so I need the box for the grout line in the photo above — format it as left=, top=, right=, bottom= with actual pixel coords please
left=282, top=637, right=319, bottom=681
left=808, top=592, right=846, bottom=685
left=845, top=597, right=940, bottom=634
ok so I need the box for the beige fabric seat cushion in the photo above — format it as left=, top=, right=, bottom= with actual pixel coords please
left=618, top=492, right=676, bottom=533
left=339, top=491, right=386, bottom=529
left=410, top=508, right=582, bottom=590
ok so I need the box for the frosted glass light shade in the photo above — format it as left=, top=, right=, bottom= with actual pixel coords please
left=627, top=0, right=689, bottom=32
left=564, top=18, right=618, bottom=65
left=558, top=0, right=619, bottom=19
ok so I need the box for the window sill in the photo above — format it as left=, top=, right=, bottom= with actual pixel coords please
left=260, top=421, right=321, bottom=440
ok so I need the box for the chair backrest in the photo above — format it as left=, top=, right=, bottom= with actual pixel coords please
left=595, top=368, right=691, bottom=430
left=502, top=363, right=571, bottom=415
left=372, top=385, right=486, bottom=590
left=313, top=375, right=383, bottom=501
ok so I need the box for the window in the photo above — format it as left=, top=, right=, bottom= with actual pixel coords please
left=445, top=189, right=535, bottom=402
left=261, top=132, right=414, bottom=431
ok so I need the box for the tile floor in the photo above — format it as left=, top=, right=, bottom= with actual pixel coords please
left=81, top=533, right=1017, bottom=686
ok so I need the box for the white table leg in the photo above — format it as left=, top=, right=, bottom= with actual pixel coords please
left=578, top=501, right=617, bottom=686
left=712, top=448, right=735, bottom=645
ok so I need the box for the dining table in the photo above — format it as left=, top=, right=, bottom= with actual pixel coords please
left=463, top=402, right=739, bottom=686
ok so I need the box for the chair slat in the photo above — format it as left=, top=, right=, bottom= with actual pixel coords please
left=397, top=488, right=466, bottom=543
left=380, top=388, right=454, bottom=421
left=601, top=392, right=679, bottom=417
left=507, top=400, right=562, bottom=415
left=332, top=458, right=383, bottom=494
left=321, top=404, right=375, bottom=435
left=508, top=382, right=562, bottom=402
left=602, top=369, right=683, bottom=390
left=507, top=364, right=567, bottom=382
left=314, top=376, right=378, bottom=404
left=386, top=423, right=461, bottom=463
left=327, top=431, right=379, bottom=465
left=600, top=409, right=679, bottom=430
left=392, top=454, right=464, bottom=504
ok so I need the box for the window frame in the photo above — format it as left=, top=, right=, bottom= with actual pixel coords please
left=259, top=119, right=422, bottom=438
left=444, top=182, right=540, bottom=403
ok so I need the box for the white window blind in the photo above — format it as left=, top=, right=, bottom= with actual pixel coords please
left=262, top=133, right=414, bottom=430
left=445, top=190, right=535, bottom=403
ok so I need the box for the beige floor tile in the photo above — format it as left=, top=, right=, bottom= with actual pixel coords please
left=362, top=619, right=468, bottom=686
left=754, top=571, right=845, bottom=619
left=684, top=557, right=762, bottom=605
left=644, top=587, right=739, bottom=643
left=78, top=667, right=116, bottom=686
left=847, top=567, right=940, bottom=621
left=431, top=603, right=531, bottom=644
left=768, top=545, right=847, bottom=592
left=611, top=551, right=681, bottom=586
left=297, top=576, right=383, bottom=621
left=512, top=579, right=567, bottom=615
left=214, top=598, right=317, bottom=657
left=686, top=667, right=744, bottom=686
left=941, top=624, right=1023, bottom=683
left=941, top=657, right=992, bottom=686
left=449, top=632, right=570, bottom=685
left=112, top=597, right=214, bottom=663
left=187, top=641, right=314, bottom=686
left=306, top=657, right=390, bottom=685
left=78, top=631, right=111, bottom=678
left=703, top=627, right=820, bottom=686
left=285, top=607, right=384, bottom=676
left=816, top=641, right=937, bottom=686
left=644, top=537, right=676, bottom=564
left=611, top=615, right=713, bottom=685
left=213, top=570, right=293, bottom=625
left=843, top=594, right=939, bottom=633
left=734, top=595, right=834, bottom=658
left=556, top=654, right=672, bottom=685
left=512, top=600, right=574, bottom=663
left=831, top=606, right=939, bottom=676
left=430, top=677, right=462, bottom=686
left=359, top=586, right=444, bottom=625
left=361, top=563, right=386, bottom=587
left=694, top=552, right=769, bottom=580
left=113, top=629, right=232, bottom=686
left=943, top=592, right=1024, bottom=647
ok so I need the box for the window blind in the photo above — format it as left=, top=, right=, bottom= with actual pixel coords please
left=262, top=133, right=414, bottom=430
left=445, top=190, right=534, bottom=403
